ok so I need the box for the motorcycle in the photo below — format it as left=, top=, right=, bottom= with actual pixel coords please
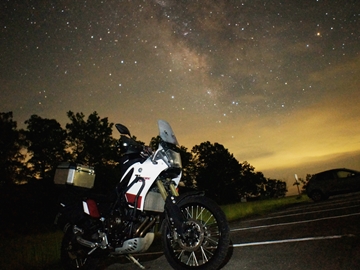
left=54, top=120, right=230, bottom=269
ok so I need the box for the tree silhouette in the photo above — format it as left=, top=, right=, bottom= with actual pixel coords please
left=265, top=178, right=287, bottom=198
left=1, top=110, right=289, bottom=200
left=149, top=135, right=161, bottom=151
left=238, top=161, right=267, bottom=197
left=66, top=111, right=119, bottom=192
left=0, top=112, right=24, bottom=185
left=191, top=141, right=241, bottom=204
left=178, top=145, right=195, bottom=189
left=297, top=174, right=313, bottom=193
left=23, top=115, right=68, bottom=179
left=66, top=111, right=116, bottom=166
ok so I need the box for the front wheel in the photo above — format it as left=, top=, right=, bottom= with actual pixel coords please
left=161, top=196, right=230, bottom=270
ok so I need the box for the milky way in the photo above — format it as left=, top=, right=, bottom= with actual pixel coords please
left=1, top=0, right=360, bottom=193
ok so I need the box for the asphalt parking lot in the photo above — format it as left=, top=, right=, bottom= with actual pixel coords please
left=106, top=192, right=360, bottom=269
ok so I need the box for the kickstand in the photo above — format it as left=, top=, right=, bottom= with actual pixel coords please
left=126, top=254, right=145, bottom=269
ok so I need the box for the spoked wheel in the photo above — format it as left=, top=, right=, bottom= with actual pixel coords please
left=162, top=196, right=230, bottom=270
left=61, top=226, right=98, bottom=270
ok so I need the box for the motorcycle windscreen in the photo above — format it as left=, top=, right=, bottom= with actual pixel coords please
left=158, top=120, right=179, bottom=145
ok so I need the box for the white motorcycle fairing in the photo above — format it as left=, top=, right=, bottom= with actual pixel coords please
left=119, top=120, right=182, bottom=212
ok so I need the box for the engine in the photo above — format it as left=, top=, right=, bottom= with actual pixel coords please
left=104, top=208, right=158, bottom=249
left=104, top=210, right=128, bottom=248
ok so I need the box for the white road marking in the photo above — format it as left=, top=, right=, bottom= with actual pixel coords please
left=277, top=199, right=360, bottom=215
left=243, top=204, right=360, bottom=222
left=231, top=212, right=360, bottom=231
left=231, top=234, right=355, bottom=248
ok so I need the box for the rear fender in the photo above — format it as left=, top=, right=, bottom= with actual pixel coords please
left=55, top=200, right=85, bottom=229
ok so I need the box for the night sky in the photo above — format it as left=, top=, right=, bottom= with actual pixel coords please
left=1, top=0, right=360, bottom=194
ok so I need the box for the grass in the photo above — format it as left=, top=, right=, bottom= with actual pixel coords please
left=0, top=195, right=310, bottom=269
left=0, top=230, right=63, bottom=270
left=221, top=195, right=311, bottom=222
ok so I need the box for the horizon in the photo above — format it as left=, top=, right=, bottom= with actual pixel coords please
left=2, top=0, right=359, bottom=195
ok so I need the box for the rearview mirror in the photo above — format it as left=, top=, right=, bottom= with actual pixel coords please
left=115, top=123, right=131, bottom=136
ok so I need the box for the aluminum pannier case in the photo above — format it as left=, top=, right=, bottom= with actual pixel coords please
left=54, top=162, right=95, bottom=189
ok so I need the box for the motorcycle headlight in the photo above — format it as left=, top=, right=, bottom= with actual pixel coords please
left=154, top=148, right=182, bottom=168
left=164, top=149, right=182, bottom=168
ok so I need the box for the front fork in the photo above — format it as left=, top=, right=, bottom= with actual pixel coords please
left=156, top=179, right=179, bottom=199
left=156, top=180, right=185, bottom=235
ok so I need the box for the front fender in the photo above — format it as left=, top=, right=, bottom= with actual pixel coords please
left=163, top=190, right=205, bottom=235
left=176, top=190, right=205, bottom=203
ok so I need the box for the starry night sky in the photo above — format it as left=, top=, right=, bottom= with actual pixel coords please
left=1, top=0, right=360, bottom=194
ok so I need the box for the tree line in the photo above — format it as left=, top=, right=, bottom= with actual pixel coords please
left=1, top=111, right=287, bottom=205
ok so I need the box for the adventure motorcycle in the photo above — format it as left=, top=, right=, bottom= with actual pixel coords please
left=54, top=120, right=230, bottom=269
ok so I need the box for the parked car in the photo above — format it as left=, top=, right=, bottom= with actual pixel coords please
left=306, top=168, right=360, bottom=202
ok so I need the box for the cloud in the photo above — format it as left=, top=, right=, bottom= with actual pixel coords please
left=186, top=60, right=360, bottom=175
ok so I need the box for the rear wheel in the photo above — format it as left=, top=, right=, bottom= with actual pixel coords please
left=61, top=225, right=98, bottom=270
left=161, top=196, right=230, bottom=270
left=310, top=190, right=325, bottom=202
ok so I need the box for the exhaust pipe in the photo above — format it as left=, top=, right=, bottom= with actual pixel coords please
left=135, top=216, right=150, bottom=236
left=139, top=218, right=156, bottom=237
